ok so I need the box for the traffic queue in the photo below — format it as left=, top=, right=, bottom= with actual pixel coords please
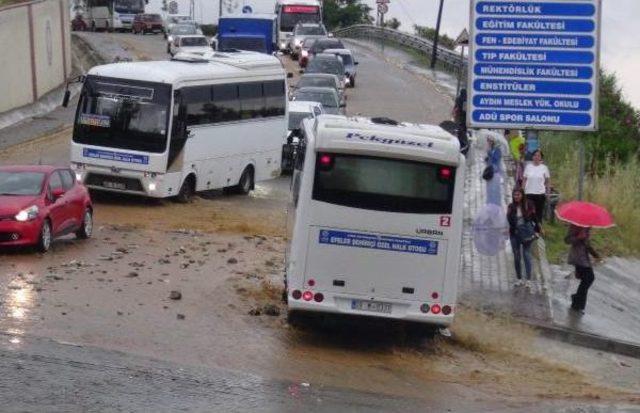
left=0, top=25, right=465, bottom=331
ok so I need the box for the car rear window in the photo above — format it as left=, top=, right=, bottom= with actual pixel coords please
left=312, top=154, right=456, bottom=214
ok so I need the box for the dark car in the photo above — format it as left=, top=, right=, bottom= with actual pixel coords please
left=132, top=14, right=164, bottom=35
left=0, top=166, right=93, bottom=252
left=71, top=15, right=87, bottom=31
left=308, top=38, right=345, bottom=57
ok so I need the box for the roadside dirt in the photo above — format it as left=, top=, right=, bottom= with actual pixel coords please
left=1, top=224, right=638, bottom=406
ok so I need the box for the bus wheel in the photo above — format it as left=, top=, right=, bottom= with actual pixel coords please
left=234, top=166, right=254, bottom=195
left=175, top=175, right=195, bottom=203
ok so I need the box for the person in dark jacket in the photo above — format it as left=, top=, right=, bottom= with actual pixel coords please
left=507, top=187, right=540, bottom=289
left=565, top=224, right=601, bottom=312
left=452, top=88, right=468, bottom=153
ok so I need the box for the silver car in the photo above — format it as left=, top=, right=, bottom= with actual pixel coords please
left=303, top=53, right=347, bottom=89
left=292, top=73, right=344, bottom=102
left=288, top=23, right=327, bottom=60
left=292, top=87, right=344, bottom=115
left=323, top=48, right=359, bottom=87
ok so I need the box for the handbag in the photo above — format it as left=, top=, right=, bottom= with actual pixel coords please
left=515, top=221, right=537, bottom=244
left=482, top=165, right=494, bottom=180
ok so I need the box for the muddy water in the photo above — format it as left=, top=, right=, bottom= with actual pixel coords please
left=1, top=224, right=637, bottom=405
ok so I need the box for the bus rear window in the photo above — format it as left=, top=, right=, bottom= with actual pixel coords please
left=312, top=154, right=455, bottom=214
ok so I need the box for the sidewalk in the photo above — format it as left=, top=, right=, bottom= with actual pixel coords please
left=459, top=131, right=552, bottom=324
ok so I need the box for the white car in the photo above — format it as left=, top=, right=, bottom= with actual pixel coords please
left=165, top=23, right=202, bottom=53
left=169, top=35, right=211, bottom=57
left=282, top=100, right=324, bottom=172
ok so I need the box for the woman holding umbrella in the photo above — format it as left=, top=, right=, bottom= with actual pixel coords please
left=557, top=201, right=614, bottom=313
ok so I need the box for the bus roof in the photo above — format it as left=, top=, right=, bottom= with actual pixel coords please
left=309, top=115, right=461, bottom=165
left=87, top=51, right=284, bottom=84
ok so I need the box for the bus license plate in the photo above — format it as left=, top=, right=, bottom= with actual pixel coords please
left=351, top=300, right=392, bottom=314
left=103, top=181, right=126, bottom=190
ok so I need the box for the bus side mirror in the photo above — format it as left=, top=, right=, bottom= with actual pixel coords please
left=62, top=90, right=71, bottom=108
left=354, top=61, right=359, bottom=65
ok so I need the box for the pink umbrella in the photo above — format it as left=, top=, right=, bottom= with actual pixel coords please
left=555, top=201, right=615, bottom=229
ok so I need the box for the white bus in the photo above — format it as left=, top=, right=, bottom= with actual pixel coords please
left=81, top=0, right=145, bottom=32
left=275, top=0, right=322, bottom=52
left=69, top=51, right=288, bottom=201
left=285, top=116, right=465, bottom=327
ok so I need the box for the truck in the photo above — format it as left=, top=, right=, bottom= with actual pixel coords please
left=217, top=14, right=279, bottom=54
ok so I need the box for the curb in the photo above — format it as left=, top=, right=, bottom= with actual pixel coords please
left=527, top=320, right=640, bottom=359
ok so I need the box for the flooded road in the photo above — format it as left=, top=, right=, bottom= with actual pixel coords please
left=1, top=33, right=639, bottom=411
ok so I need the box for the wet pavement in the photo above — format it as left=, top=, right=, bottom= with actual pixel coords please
left=550, top=258, right=640, bottom=346
left=1, top=32, right=639, bottom=410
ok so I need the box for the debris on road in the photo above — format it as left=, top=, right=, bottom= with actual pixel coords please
left=169, top=290, right=182, bottom=300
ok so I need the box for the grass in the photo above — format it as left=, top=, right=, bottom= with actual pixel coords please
left=541, top=132, right=640, bottom=262
left=0, top=0, right=29, bottom=7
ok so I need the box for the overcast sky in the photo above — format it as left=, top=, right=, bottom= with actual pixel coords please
left=147, top=0, right=640, bottom=109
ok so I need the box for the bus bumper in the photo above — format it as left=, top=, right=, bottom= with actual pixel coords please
left=73, top=166, right=180, bottom=198
left=287, top=291, right=455, bottom=327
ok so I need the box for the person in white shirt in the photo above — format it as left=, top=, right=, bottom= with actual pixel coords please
left=522, top=149, right=551, bottom=223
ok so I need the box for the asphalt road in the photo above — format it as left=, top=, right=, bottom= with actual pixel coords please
left=1, top=33, right=639, bottom=412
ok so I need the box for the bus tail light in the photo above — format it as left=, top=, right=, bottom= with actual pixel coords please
left=307, top=278, right=316, bottom=287
left=438, top=167, right=453, bottom=181
left=302, top=291, right=313, bottom=301
left=313, top=293, right=324, bottom=302
left=431, top=304, right=442, bottom=314
left=431, top=292, right=439, bottom=299
left=442, top=305, right=452, bottom=315
left=420, top=304, right=430, bottom=313
left=292, top=290, right=302, bottom=300
left=318, top=153, right=334, bottom=170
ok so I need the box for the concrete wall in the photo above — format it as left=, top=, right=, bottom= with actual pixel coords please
left=0, top=0, right=72, bottom=114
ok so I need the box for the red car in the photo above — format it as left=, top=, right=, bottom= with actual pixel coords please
left=0, top=166, right=93, bottom=252
left=132, top=14, right=164, bottom=35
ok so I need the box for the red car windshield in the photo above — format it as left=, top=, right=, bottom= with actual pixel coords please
left=0, top=171, right=45, bottom=196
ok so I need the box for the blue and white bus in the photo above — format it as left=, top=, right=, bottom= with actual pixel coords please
left=69, top=51, right=288, bottom=201
left=285, top=116, right=465, bottom=327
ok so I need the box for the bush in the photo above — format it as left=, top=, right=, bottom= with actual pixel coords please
left=200, top=24, right=217, bottom=37
left=323, top=0, right=373, bottom=30
left=414, top=25, right=456, bottom=50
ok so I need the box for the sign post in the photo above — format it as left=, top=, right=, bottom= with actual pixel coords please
left=455, top=28, right=469, bottom=96
left=468, top=0, right=601, bottom=132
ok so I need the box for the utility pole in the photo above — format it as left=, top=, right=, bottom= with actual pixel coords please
left=430, top=0, right=444, bottom=69
left=219, top=0, right=223, bottom=22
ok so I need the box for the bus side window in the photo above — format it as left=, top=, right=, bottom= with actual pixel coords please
left=263, top=80, right=286, bottom=117
left=239, top=82, right=265, bottom=120
left=212, top=84, right=240, bottom=123
left=182, top=86, right=214, bottom=126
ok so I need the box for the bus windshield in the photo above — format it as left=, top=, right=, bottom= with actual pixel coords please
left=312, top=154, right=456, bottom=214
left=73, top=76, right=172, bottom=153
left=280, top=5, right=320, bottom=32
left=114, top=0, right=144, bottom=13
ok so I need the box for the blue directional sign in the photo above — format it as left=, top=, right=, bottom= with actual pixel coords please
left=468, top=0, right=601, bottom=131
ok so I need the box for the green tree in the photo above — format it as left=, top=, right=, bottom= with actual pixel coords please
left=586, top=71, right=640, bottom=165
left=382, top=17, right=401, bottom=30
left=413, top=24, right=456, bottom=50
left=322, top=0, right=373, bottom=30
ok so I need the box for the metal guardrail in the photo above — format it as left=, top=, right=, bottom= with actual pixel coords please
left=333, top=24, right=467, bottom=75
